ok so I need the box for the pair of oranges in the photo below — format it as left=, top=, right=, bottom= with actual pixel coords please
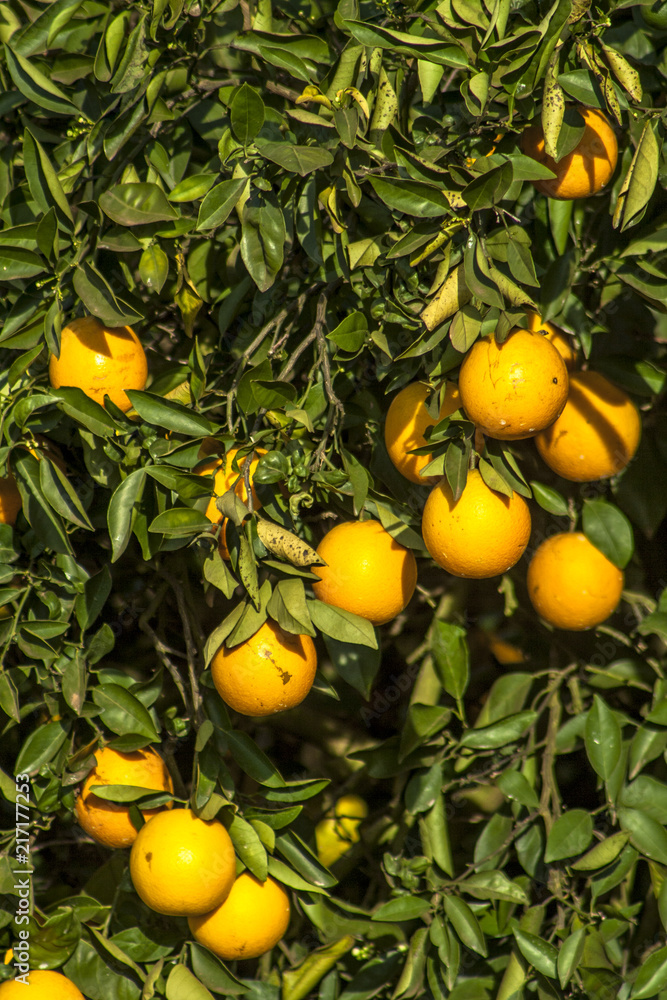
left=74, top=746, right=290, bottom=962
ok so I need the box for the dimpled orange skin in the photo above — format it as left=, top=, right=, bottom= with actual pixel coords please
left=527, top=532, right=624, bottom=631
left=75, top=746, right=174, bottom=849
left=0, top=970, right=85, bottom=999
left=49, top=316, right=148, bottom=412
left=535, top=371, right=641, bottom=482
left=188, top=873, right=290, bottom=961
left=521, top=107, right=618, bottom=200
left=198, top=446, right=267, bottom=560
left=523, top=311, right=578, bottom=371
left=211, top=619, right=317, bottom=717
left=384, top=381, right=462, bottom=484
left=0, top=476, right=21, bottom=525
left=459, top=328, right=569, bottom=440
left=129, top=808, right=236, bottom=917
left=312, top=519, right=418, bottom=626
left=422, top=469, right=532, bottom=579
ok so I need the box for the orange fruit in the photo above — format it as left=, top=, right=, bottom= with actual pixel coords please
left=0, top=476, right=21, bottom=526
left=384, top=381, right=462, bottom=483
left=312, top=519, right=418, bottom=626
left=0, top=970, right=85, bottom=998
left=75, top=746, right=174, bottom=849
left=535, top=370, right=641, bottom=482
left=49, top=316, right=148, bottom=412
left=422, top=469, right=532, bottom=579
left=523, top=311, right=577, bottom=371
left=188, top=873, right=290, bottom=961
left=130, top=808, right=236, bottom=916
left=459, top=328, right=568, bottom=440
left=521, top=106, right=618, bottom=200
left=316, top=794, right=369, bottom=867
left=198, top=445, right=267, bottom=560
left=211, top=618, right=317, bottom=717
left=527, top=532, right=624, bottom=630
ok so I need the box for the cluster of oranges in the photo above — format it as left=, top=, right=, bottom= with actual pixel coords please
left=74, top=746, right=290, bottom=962
left=384, top=311, right=638, bottom=632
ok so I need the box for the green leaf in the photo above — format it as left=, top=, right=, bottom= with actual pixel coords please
left=166, top=965, right=215, bottom=1000
left=196, top=178, right=247, bottom=230
left=513, top=928, right=558, bottom=979
left=582, top=500, right=634, bottom=569
left=571, top=831, right=630, bottom=871
left=255, top=141, right=334, bottom=176
left=323, top=634, right=380, bottom=699
left=125, top=391, right=214, bottom=436
left=585, top=695, right=622, bottom=781
left=107, top=469, right=146, bottom=562
left=442, top=896, right=486, bottom=956
left=99, top=183, right=179, bottom=225
left=224, top=730, right=285, bottom=788
left=308, top=600, right=377, bottom=649
left=618, top=806, right=667, bottom=865
left=230, top=83, right=265, bottom=144
left=368, top=177, right=451, bottom=218
left=460, top=711, right=537, bottom=749
left=459, top=871, right=529, bottom=904
left=15, top=721, right=68, bottom=775
left=228, top=814, right=268, bottom=881
left=631, top=944, right=667, bottom=999
left=92, top=684, right=159, bottom=741
left=557, top=926, right=586, bottom=989
left=529, top=481, right=568, bottom=516
left=496, top=769, right=540, bottom=810
left=613, top=119, right=660, bottom=232
left=0, top=246, right=45, bottom=281
left=431, top=620, right=469, bottom=702
left=5, top=45, right=79, bottom=115
left=544, top=809, right=594, bottom=862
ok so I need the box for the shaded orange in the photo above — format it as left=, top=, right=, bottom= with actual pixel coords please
left=384, top=381, right=462, bottom=483
left=75, top=746, right=174, bottom=849
left=523, top=311, right=578, bottom=371
left=527, top=532, right=624, bottom=630
left=521, top=106, right=618, bottom=200
left=198, top=445, right=267, bottom=560
left=535, top=371, right=641, bottom=481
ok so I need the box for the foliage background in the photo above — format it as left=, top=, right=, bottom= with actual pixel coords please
left=2, top=0, right=667, bottom=997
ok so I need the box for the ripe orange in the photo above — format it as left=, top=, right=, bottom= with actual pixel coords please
left=459, top=328, right=568, bottom=439
left=316, top=794, right=369, bottom=867
left=422, top=469, right=532, bottom=578
left=198, top=445, right=267, bottom=559
left=130, top=808, right=236, bottom=916
left=384, top=381, right=462, bottom=483
left=211, top=618, right=317, bottom=717
left=0, top=970, right=84, bottom=998
left=312, top=519, right=418, bottom=626
left=527, top=532, right=624, bottom=630
left=523, top=311, right=577, bottom=371
left=535, top=370, right=641, bottom=481
left=49, top=316, right=148, bottom=412
left=188, top=873, right=290, bottom=961
left=521, top=106, right=618, bottom=200
left=75, top=746, right=174, bottom=849
left=0, top=476, right=21, bottom=525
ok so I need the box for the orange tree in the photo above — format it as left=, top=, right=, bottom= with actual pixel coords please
left=2, top=0, right=667, bottom=997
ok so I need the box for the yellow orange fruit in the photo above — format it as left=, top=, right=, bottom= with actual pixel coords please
left=527, top=532, right=624, bottom=630
left=422, top=469, right=532, bottom=579
left=49, top=316, right=147, bottom=412
left=0, top=476, right=21, bottom=526
left=535, top=371, right=641, bottom=482
left=75, top=746, right=174, bottom=849
left=312, top=519, right=417, bottom=626
left=0, top=971, right=85, bottom=999
left=521, top=106, right=618, bottom=200
left=384, top=381, right=462, bottom=483
left=523, top=311, right=578, bottom=371
left=316, top=794, right=369, bottom=867
left=211, top=618, right=317, bottom=717
left=188, top=873, right=290, bottom=961
left=459, top=328, right=569, bottom=439
left=199, top=445, right=267, bottom=560
left=129, top=808, right=236, bottom=916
